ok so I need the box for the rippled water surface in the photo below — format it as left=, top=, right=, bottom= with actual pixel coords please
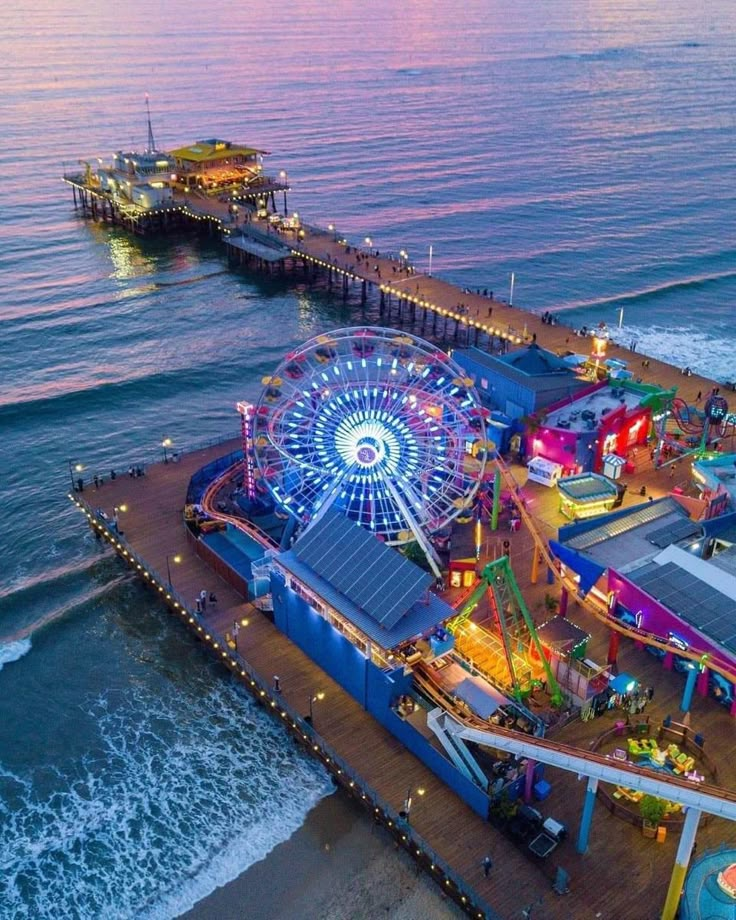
left=2, top=0, right=736, bottom=915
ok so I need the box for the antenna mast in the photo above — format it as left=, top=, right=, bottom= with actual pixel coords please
left=145, top=94, right=156, bottom=152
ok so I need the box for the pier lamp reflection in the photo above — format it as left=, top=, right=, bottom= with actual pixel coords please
left=306, top=690, right=326, bottom=725
left=162, top=437, right=173, bottom=464
left=399, top=786, right=425, bottom=822
left=165, top=553, right=181, bottom=587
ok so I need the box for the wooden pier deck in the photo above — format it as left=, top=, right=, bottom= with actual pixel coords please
left=71, top=442, right=736, bottom=920
left=64, top=172, right=734, bottom=403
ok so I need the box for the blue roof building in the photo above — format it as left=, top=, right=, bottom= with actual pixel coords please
left=452, top=343, right=588, bottom=420
left=271, top=510, right=456, bottom=670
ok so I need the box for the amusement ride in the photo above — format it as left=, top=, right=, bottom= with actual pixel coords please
left=245, top=326, right=489, bottom=577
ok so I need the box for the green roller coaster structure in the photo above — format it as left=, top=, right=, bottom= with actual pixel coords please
left=448, top=556, right=564, bottom=707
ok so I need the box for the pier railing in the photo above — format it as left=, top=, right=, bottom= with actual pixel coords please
left=72, top=496, right=497, bottom=920
left=69, top=432, right=240, bottom=491
left=214, top=642, right=500, bottom=920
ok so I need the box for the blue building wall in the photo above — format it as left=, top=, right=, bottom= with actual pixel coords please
left=271, top=571, right=491, bottom=819
left=366, top=663, right=491, bottom=818
left=453, top=351, right=536, bottom=419
left=271, top=571, right=368, bottom=705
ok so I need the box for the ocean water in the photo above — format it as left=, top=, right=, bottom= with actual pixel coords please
left=2, top=0, right=736, bottom=916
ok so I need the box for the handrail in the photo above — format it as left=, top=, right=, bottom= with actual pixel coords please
left=69, top=432, right=240, bottom=490
left=454, top=719, right=736, bottom=819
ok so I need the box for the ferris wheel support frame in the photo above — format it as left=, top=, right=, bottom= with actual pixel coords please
left=383, top=475, right=443, bottom=580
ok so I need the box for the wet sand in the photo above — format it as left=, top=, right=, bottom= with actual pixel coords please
left=178, top=790, right=465, bottom=920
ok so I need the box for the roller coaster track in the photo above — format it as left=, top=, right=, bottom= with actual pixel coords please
left=669, top=397, right=705, bottom=435
left=413, top=663, right=736, bottom=819
left=200, top=462, right=277, bottom=549
left=489, top=456, right=736, bottom=688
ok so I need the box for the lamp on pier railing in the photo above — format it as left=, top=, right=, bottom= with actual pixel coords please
left=328, top=223, right=337, bottom=242
left=399, top=785, right=425, bottom=822
left=162, top=437, right=173, bottom=464
left=306, top=690, right=325, bottom=724
left=67, top=459, right=84, bottom=492
left=399, top=249, right=408, bottom=270
left=279, top=170, right=288, bottom=215
left=113, top=504, right=127, bottom=534
left=165, top=553, right=181, bottom=587
left=365, top=236, right=373, bottom=254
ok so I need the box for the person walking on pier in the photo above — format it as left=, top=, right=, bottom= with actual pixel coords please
left=199, top=589, right=207, bottom=612
left=482, top=855, right=493, bottom=877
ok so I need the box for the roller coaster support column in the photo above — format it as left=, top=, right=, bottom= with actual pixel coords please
left=576, top=776, right=598, bottom=854
left=680, top=665, right=699, bottom=714
left=491, top=469, right=501, bottom=531
left=661, top=806, right=701, bottom=920
left=530, top=550, right=540, bottom=585
left=524, top=757, right=536, bottom=803
left=607, top=630, right=620, bottom=666
left=559, top=587, right=568, bottom=618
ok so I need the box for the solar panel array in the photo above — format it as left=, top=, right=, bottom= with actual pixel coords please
left=294, top=510, right=432, bottom=631
left=647, top=518, right=701, bottom=549
left=566, top=498, right=680, bottom=551
left=630, top=561, right=736, bottom=653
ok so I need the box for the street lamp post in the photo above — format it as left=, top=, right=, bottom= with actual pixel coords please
left=399, top=785, right=425, bottom=822
left=306, top=690, right=325, bottom=724
left=328, top=223, right=337, bottom=242
left=67, top=459, right=83, bottom=491
left=365, top=236, right=372, bottom=255
left=280, top=170, right=288, bottom=215
left=166, top=553, right=181, bottom=587
left=162, top=437, right=172, bottom=464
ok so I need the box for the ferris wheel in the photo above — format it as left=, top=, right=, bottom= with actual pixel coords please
left=251, top=327, right=488, bottom=572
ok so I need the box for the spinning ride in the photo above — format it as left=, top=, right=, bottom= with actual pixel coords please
left=251, top=326, right=488, bottom=575
left=658, top=393, right=734, bottom=464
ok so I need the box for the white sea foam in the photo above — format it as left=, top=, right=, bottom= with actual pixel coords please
left=613, top=324, right=736, bottom=383
left=0, top=638, right=31, bottom=672
left=0, top=679, right=333, bottom=920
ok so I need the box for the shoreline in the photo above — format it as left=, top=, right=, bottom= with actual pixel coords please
left=177, top=789, right=464, bottom=920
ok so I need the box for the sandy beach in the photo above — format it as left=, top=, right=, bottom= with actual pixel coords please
left=178, top=789, right=466, bottom=920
